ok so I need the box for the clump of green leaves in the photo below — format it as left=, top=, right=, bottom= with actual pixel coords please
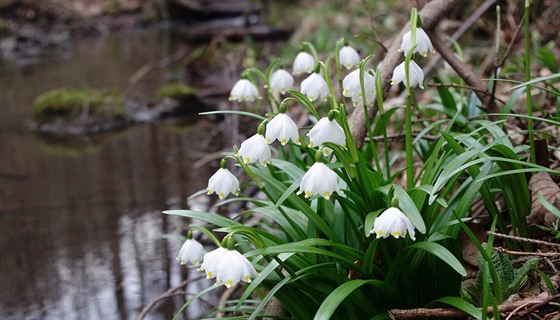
left=463, top=243, right=540, bottom=306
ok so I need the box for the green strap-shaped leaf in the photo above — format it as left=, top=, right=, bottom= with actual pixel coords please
left=431, top=296, right=482, bottom=319
left=314, top=279, right=392, bottom=320
left=406, top=241, right=466, bottom=276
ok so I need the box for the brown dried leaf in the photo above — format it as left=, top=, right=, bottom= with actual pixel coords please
left=527, top=172, right=560, bottom=227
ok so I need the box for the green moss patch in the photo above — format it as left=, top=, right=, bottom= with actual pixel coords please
left=155, top=83, right=198, bottom=100
left=32, top=87, right=125, bottom=122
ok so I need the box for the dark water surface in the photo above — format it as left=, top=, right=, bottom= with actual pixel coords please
left=0, top=29, right=219, bottom=319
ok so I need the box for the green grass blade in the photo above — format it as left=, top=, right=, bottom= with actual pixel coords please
left=199, top=110, right=267, bottom=120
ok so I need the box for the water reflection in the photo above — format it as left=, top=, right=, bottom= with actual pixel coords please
left=0, top=29, right=220, bottom=319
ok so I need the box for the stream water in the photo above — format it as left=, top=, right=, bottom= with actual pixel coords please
left=0, top=28, right=222, bottom=319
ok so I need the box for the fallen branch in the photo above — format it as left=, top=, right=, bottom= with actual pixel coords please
left=426, top=30, right=493, bottom=108
left=389, top=294, right=558, bottom=319
left=348, top=0, right=461, bottom=146
left=487, top=231, right=560, bottom=248
left=136, top=276, right=206, bottom=320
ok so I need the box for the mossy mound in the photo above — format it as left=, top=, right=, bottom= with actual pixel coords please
left=31, top=87, right=125, bottom=122
left=155, top=83, right=198, bottom=100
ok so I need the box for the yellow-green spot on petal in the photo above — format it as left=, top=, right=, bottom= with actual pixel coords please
left=218, top=193, right=225, bottom=199
left=377, top=231, right=383, bottom=236
left=226, top=280, right=233, bottom=288
left=393, top=231, right=401, bottom=238
left=193, top=260, right=199, bottom=265
left=304, top=191, right=311, bottom=198
left=244, top=157, right=250, bottom=163
left=323, top=192, right=330, bottom=199
left=308, top=141, right=314, bottom=147
left=280, top=138, right=287, bottom=145
left=309, top=95, right=315, bottom=100
left=245, top=275, right=251, bottom=282
left=265, top=138, right=270, bottom=144
left=207, top=272, right=213, bottom=278
left=207, top=189, right=213, bottom=195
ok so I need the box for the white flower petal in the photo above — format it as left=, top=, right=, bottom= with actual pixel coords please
left=399, top=28, right=434, bottom=57
left=293, top=52, right=315, bottom=75
left=342, top=69, right=375, bottom=106
left=300, top=73, right=329, bottom=102
left=177, top=238, right=205, bottom=266
left=229, top=79, right=261, bottom=102
left=307, top=117, right=345, bottom=155
left=200, top=248, right=256, bottom=288
left=269, top=69, right=294, bottom=95
left=370, top=207, right=416, bottom=240
left=298, top=162, right=340, bottom=199
left=390, top=60, right=424, bottom=89
left=207, top=168, right=240, bottom=199
left=237, top=133, right=272, bottom=166
left=339, top=46, right=361, bottom=70
left=265, top=113, right=300, bottom=145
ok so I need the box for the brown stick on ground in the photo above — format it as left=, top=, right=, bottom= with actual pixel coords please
left=389, top=294, right=559, bottom=319
left=348, top=0, right=461, bottom=147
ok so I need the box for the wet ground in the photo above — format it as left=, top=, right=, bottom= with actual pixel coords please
left=0, top=28, right=223, bottom=319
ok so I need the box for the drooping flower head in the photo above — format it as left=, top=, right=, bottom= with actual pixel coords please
left=236, top=128, right=272, bottom=166
left=339, top=45, right=361, bottom=70
left=176, top=233, right=205, bottom=266
left=269, top=67, right=294, bottom=95
left=292, top=51, right=315, bottom=75
left=198, top=236, right=257, bottom=288
left=300, top=72, right=329, bottom=102
left=265, top=109, right=300, bottom=146
left=370, top=207, right=416, bottom=240
left=307, top=114, right=345, bottom=156
left=390, top=60, right=424, bottom=89
left=297, top=161, right=341, bottom=200
left=229, top=78, right=261, bottom=102
left=399, top=28, right=434, bottom=57
left=207, top=161, right=240, bottom=199
left=342, top=69, right=375, bottom=107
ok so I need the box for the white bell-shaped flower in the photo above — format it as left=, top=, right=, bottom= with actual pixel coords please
left=342, top=69, right=375, bottom=107
left=176, top=238, right=205, bottom=266
left=207, top=168, right=240, bottom=199
left=339, top=45, right=361, bottom=69
left=269, top=68, right=294, bottom=95
left=307, top=117, right=345, bottom=156
left=301, top=73, right=329, bottom=102
left=297, top=162, right=341, bottom=199
left=236, top=133, right=272, bottom=166
left=265, top=113, right=300, bottom=146
left=390, top=60, right=424, bottom=89
left=199, top=247, right=257, bottom=288
left=399, top=28, right=434, bottom=57
left=370, top=207, right=416, bottom=240
left=292, top=51, right=315, bottom=75
left=229, top=79, right=261, bottom=102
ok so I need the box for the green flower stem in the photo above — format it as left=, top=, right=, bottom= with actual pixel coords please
left=321, top=59, right=339, bottom=110
left=404, top=8, right=418, bottom=190
left=303, top=41, right=319, bottom=62
left=265, top=59, right=282, bottom=112
left=376, top=69, right=391, bottom=179
left=243, top=67, right=267, bottom=114
left=525, top=0, right=535, bottom=164
left=335, top=39, right=344, bottom=98
left=359, top=56, right=381, bottom=173
left=235, top=151, right=264, bottom=189
left=338, top=103, right=359, bottom=164
left=189, top=225, right=222, bottom=247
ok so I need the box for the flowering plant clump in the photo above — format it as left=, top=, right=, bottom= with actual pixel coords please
left=163, top=5, right=546, bottom=320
